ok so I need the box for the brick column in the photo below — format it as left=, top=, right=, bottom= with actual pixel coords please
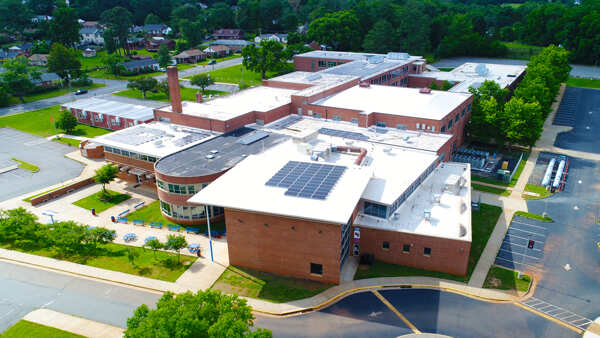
left=167, top=66, right=182, bottom=113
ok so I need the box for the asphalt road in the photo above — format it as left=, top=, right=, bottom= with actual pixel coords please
left=255, top=289, right=577, bottom=338
left=434, top=57, right=600, bottom=79
left=0, top=260, right=161, bottom=332
left=554, top=87, right=600, bottom=154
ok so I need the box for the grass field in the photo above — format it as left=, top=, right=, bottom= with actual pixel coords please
left=522, top=184, right=552, bottom=200
left=11, top=158, right=39, bottom=172
left=6, top=83, right=105, bottom=106
left=355, top=204, right=503, bottom=282
left=72, top=190, right=131, bottom=213
left=483, top=266, right=531, bottom=292
left=502, top=41, right=543, bottom=60
left=211, top=266, right=331, bottom=303
left=197, top=53, right=242, bottom=65
left=514, top=211, right=553, bottom=222
left=53, top=137, right=81, bottom=147
left=114, top=87, right=226, bottom=102
left=0, top=241, right=196, bottom=282
left=472, top=152, right=529, bottom=187
left=187, top=63, right=294, bottom=86
left=125, top=200, right=226, bottom=233
left=471, top=183, right=511, bottom=196
left=1, top=320, right=84, bottom=338
left=566, top=77, right=600, bottom=89
left=439, top=67, right=454, bottom=72
left=0, top=105, right=112, bottom=138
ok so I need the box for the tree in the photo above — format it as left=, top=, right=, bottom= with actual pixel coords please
left=441, top=80, right=453, bottom=91
left=0, top=57, right=40, bottom=104
left=144, top=13, right=161, bottom=25
left=362, top=20, right=394, bottom=54
left=0, top=85, right=9, bottom=107
left=103, top=53, right=124, bottom=75
left=49, top=221, right=88, bottom=255
left=190, top=74, right=214, bottom=94
left=144, top=238, right=163, bottom=259
left=94, top=164, right=119, bottom=196
left=242, top=40, right=286, bottom=79
left=165, top=235, right=187, bottom=263
left=236, top=0, right=261, bottom=31
left=0, top=0, right=32, bottom=39
left=308, top=11, right=362, bottom=51
left=0, top=208, right=40, bottom=245
left=127, top=77, right=158, bottom=99
left=103, top=28, right=118, bottom=55
left=85, top=227, right=116, bottom=251
left=207, top=2, right=235, bottom=31
left=395, top=0, right=431, bottom=55
left=49, top=8, right=81, bottom=47
left=124, top=291, right=272, bottom=337
left=27, top=0, right=55, bottom=15
left=47, top=43, right=82, bottom=85
left=55, top=110, right=78, bottom=134
left=101, top=7, right=133, bottom=55
left=157, top=44, right=172, bottom=69
left=155, top=80, right=170, bottom=99
left=429, top=82, right=439, bottom=90
left=504, top=97, right=543, bottom=148
left=179, top=19, right=205, bottom=48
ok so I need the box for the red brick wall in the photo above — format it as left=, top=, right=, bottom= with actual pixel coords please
left=79, top=140, right=104, bottom=159
left=226, top=209, right=343, bottom=284
left=293, top=56, right=352, bottom=72
left=154, top=110, right=216, bottom=131
left=30, top=177, right=96, bottom=206
left=358, top=226, right=471, bottom=276
left=407, top=76, right=448, bottom=89
left=105, top=153, right=155, bottom=172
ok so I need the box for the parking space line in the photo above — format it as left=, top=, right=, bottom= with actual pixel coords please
left=494, top=257, right=540, bottom=270
left=508, top=227, right=547, bottom=237
left=512, top=220, right=548, bottom=230
left=502, top=241, right=543, bottom=251
left=497, top=249, right=541, bottom=261
left=505, top=233, right=545, bottom=244
left=372, top=290, right=421, bottom=334
left=513, top=302, right=582, bottom=334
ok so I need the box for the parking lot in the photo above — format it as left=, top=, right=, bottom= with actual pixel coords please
left=0, top=128, right=84, bottom=202
left=554, top=87, right=600, bottom=154
left=494, top=215, right=547, bottom=272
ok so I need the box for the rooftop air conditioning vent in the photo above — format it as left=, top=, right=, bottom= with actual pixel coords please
left=419, top=87, right=432, bottom=94
left=205, top=154, right=215, bottom=159
left=359, top=81, right=370, bottom=88
left=210, top=150, right=219, bottom=154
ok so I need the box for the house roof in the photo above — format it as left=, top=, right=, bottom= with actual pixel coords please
left=174, top=49, right=205, bottom=58
left=29, top=54, right=49, bottom=61
left=118, top=58, right=159, bottom=69
left=133, top=24, right=169, bottom=33
left=214, top=29, right=241, bottom=36
left=210, top=39, right=251, bottom=46
left=80, top=26, right=101, bottom=34
left=204, top=45, right=230, bottom=52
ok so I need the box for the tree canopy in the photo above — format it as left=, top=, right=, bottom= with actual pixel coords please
left=242, top=40, right=287, bottom=79
left=49, top=8, right=81, bottom=47
left=55, top=110, right=78, bottom=134
left=47, top=43, right=82, bottom=85
left=127, top=77, right=158, bottom=99
left=94, top=164, right=119, bottom=195
left=190, top=73, right=214, bottom=94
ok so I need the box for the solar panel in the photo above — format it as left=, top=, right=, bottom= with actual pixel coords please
left=265, top=161, right=346, bottom=200
left=318, top=128, right=369, bottom=141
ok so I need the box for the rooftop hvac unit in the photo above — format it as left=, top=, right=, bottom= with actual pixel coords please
left=205, top=154, right=215, bottom=159
left=424, top=209, right=431, bottom=221
left=475, top=64, right=489, bottom=76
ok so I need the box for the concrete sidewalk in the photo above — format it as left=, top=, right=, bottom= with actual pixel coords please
left=24, top=309, right=123, bottom=338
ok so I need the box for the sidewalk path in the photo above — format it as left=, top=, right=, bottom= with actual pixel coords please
left=23, top=309, right=123, bottom=338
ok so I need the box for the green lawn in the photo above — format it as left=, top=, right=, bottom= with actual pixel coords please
left=211, top=266, right=331, bottom=303
left=355, top=204, right=503, bottom=283
left=502, top=41, right=543, bottom=60
left=11, top=158, right=39, bottom=172
left=197, top=53, right=242, bottom=65
left=472, top=152, right=529, bottom=187
left=1, top=320, right=84, bottom=338
left=514, top=211, right=553, bottom=222
left=23, top=185, right=66, bottom=202
left=53, top=137, right=81, bottom=147
left=125, top=200, right=226, bottom=233
left=78, top=50, right=114, bottom=71
left=187, top=63, right=294, bottom=86
left=501, top=3, right=524, bottom=8
left=0, top=242, right=196, bottom=282
left=483, top=266, right=531, bottom=292
left=566, top=77, right=600, bottom=89
left=439, top=67, right=454, bottom=72
left=114, top=87, right=226, bottom=102
left=0, top=105, right=112, bottom=138
left=88, top=63, right=193, bottom=80
left=6, top=83, right=105, bottom=106
left=472, top=183, right=511, bottom=196
left=72, top=190, right=131, bottom=213
left=522, top=184, right=552, bottom=200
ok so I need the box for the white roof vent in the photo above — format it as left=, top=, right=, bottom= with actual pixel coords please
left=205, top=154, right=215, bottom=159
left=424, top=209, right=431, bottom=221
left=475, top=64, right=489, bottom=76
left=210, top=150, right=219, bottom=154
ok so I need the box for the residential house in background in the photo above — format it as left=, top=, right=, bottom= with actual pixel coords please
left=210, top=39, right=251, bottom=53
left=31, top=15, right=52, bottom=23
left=174, top=49, right=206, bottom=64
left=254, top=33, right=288, bottom=44
left=29, top=54, right=49, bottom=66
left=82, top=48, right=96, bottom=58
left=33, top=73, right=61, bottom=87
left=203, top=45, right=231, bottom=58
left=146, top=37, right=175, bottom=52
left=126, top=37, right=146, bottom=50
left=213, top=29, right=242, bottom=40
left=81, top=20, right=99, bottom=28
left=80, top=26, right=104, bottom=45
left=119, top=58, right=160, bottom=73
left=132, top=24, right=172, bottom=37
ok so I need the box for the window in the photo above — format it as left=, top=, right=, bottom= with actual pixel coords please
left=188, top=185, right=195, bottom=194
left=397, top=124, right=406, bottom=130
left=431, top=126, right=435, bottom=132
left=332, top=115, right=341, bottom=121
left=327, top=61, right=336, bottom=68
left=448, top=120, right=453, bottom=130
left=455, top=115, right=459, bottom=123
left=416, top=123, right=420, bottom=129
left=310, top=263, right=323, bottom=275
left=318, top=60, right=326, bottom=68
left=350, top=118, right=358, bottom=124
left=157, top=180, right=165, bottom=190
left=297, top=107, right=302, bottom=115
left=461, top=108, right=466, bottom=117
left=382, top=241, right=390, bottom=250
left=467, top=103, right=472, bottom=112
left=113, top=148, right=121, bottom=155
left=364, top=201, right=387, bottom=218
left=160, top=201, right=171, bottom=215
left=424, top=247, right=432, bottom=256
left=441, top=126, right=446, bottom=133
left=314, top=113, right=322, bottom=119
left=402, top=244, right=411, bottom=253
left=376, top=121, right=386, bottom=128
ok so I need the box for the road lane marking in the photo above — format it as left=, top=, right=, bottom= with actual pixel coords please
left=371, top=290, right=421, bottom=334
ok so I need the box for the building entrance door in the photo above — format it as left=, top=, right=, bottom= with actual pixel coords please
left=136, top=175, right=142, bottom=183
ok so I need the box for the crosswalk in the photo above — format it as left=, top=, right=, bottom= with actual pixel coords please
left=520, top=297, right=593, bottom=331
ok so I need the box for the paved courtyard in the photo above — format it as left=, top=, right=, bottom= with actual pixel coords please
left=0, top=128, right=84, bottom=202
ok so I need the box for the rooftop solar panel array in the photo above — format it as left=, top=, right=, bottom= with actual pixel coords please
left=172, top=133, right=207, bottom=147
left=265, top=161, right=346, bottom=200
left=318, top=128, right=369, bottom=141
left=104, top=126, right=170, bottom=145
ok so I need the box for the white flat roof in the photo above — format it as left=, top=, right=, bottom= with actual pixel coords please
left=261, top=116, right=452, bottom=153
left=62, top=98, right=155, bottom=121
left=313, top=85, right=471, bottom=120
left=159, top=86, right=297, bottom=121
left=268, top=71, right=358, bottom=97
left=354, top=162, right=472, bottom=242
left=92, top=122, right=216, bottom=157
left=188, top=141, right=373, bottom=224
left=417, top=63, right=526, bottom=93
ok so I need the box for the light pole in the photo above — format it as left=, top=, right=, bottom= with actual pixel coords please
left=204, top=205, right=214, bottom=262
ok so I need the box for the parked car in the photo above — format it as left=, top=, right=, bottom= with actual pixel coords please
left=74, top=89, right=88, bottom=95
left=208, top=60, right=216, bottom=65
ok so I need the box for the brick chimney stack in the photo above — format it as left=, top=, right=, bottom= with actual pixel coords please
left=166, top=66, right=182, bottom=113
left=196, top=91, right=203, bottom=103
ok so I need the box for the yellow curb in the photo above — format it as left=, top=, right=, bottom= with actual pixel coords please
left=513, top=301, right=582, bottom=334
left=372, top=290, right=421, bottom=333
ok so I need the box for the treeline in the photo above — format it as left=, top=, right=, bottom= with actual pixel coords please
left=468, top=45, right=571, bottom=148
